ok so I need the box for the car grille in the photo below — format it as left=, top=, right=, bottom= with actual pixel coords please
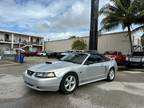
left=27, top=70, right=35, bottom=76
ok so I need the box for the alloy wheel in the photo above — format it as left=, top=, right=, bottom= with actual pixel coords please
left=64, top=75, right=76, bottom=92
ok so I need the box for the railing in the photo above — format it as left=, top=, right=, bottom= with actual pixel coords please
left=0, top=39, right=12, bottom=43
left=0, top=39, right=43, bottom=45
left=31, top=42, right=43, bottom=45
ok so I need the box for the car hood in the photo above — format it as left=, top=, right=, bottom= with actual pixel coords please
left=28, top=61, right=78, bottom=72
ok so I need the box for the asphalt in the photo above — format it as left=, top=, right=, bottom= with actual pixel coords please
left=0, top=58, right=144, bottom=108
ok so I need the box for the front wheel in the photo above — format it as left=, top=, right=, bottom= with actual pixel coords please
left=60, top=73, right=78, bottom=94
left=107, top=69, right=115, bottom=81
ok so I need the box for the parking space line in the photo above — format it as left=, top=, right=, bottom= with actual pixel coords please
left=123, top=71, right=144, bottom=74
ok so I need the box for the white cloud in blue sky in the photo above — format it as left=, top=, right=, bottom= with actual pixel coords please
left=0, top=0, right=123, bottom=40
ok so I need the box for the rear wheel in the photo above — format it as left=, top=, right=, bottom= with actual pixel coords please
left=125, top=62, right=131, bottom=68
left=107, top=68, right=115, bottom=81
left=60, top=73, right=78, bottom=94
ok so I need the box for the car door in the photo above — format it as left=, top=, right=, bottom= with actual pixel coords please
left=80, top=54, right=106, bottom=83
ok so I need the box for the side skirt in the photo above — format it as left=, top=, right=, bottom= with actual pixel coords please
left=78, top=77, right=107, bottom=86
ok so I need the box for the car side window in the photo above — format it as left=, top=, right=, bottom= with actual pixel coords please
left=85, top=54, right=106, bottom=65
left=118, top=52, right=122, bottom=55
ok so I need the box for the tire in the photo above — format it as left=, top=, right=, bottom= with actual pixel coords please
left=125, top=62, right=131, bottom=68
left=107, top=68, right=115, bottom=81
left=60, top=73, right=78, bottom=94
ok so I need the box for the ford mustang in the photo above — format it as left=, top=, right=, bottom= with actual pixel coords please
left=23, top=52, right=117, bottom=94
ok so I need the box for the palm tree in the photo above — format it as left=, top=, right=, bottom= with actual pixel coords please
left=141, top=33, right=144, bottom=47
left=99, top=0, right=144, bottom=53
left=132, top=0, right=144, bottom=33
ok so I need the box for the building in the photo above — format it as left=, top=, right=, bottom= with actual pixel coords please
left=0, top=30, right=44, bottom=52
left=45, top=32, right=132, bottom=55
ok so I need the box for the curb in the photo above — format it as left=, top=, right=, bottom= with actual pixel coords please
left=0, top=63, right=20, bottom=67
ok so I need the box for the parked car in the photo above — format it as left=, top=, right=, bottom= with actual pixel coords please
left=23, top=52, right=117, bottom=94
left=46, top=51, right=58, bottom=58
left=125, top=52, right=144, bottom=67
left=57, top=51, right=73, bottom=59
left=104, top=51, right=126, bottom=65
left=125, top=45, right=144, bottom=67
left=37, top=51, right=47, bottom=56
left=22, top=51, right=38, bottom=56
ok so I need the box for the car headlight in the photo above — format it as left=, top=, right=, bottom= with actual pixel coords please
left=35, top=72, right=56, bottom=78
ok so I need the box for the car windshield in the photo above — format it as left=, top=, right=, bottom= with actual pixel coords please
left=60, top=53, right=88, bottom=64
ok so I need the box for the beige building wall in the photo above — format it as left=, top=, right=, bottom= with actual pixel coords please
left=98, top=32, right=130, bottom=54
left=45, top=39, right=75, bottom=52
left=0, top=32, right=5, bottom=40
left=45, top=32, right=131, bottom=55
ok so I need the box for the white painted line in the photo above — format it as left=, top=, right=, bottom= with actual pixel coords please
left=123, top=71, right=144, bottom=74
left=129, top=69, right=144, bottom=71
left=0, top=74, right=6, bottom=76
left=97, top=81, right=144, bottom=96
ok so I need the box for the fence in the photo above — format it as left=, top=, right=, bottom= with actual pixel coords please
left=0, top=50, right=16, bottom=62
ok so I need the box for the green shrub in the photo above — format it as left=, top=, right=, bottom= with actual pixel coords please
left=72, top=38, right=87, bottom=50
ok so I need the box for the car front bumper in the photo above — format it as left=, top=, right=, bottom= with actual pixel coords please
left=125, top=61, right=144, bottom=66
left=23, top=73, right=61, bottom=91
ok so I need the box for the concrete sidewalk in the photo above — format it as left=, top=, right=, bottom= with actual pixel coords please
left=0, top=60, right=19, bottom=67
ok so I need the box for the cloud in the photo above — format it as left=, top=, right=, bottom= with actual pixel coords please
left=48, top=0, right=91, bottom=32
left=0, top=0, right=112, bottom=40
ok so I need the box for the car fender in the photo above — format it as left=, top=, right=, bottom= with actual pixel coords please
left=105, top=60, right=117, bottom=75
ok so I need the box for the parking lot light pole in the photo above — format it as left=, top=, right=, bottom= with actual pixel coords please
left=89, top=0, right=99, bottom=51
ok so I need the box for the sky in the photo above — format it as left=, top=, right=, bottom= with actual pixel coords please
left=0, top=0, right=124, bottom=40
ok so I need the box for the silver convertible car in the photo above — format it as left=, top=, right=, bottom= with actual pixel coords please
left=23, top=52, right=117, bottom=94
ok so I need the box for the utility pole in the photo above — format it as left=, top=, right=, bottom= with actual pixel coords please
left=89, top=0, right=99, bottom=51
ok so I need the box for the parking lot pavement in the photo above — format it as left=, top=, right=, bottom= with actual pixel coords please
left=0, top=59, right=144, bottom=108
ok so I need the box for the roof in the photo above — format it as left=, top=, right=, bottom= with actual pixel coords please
left=0, top=29, right=44, bottom=38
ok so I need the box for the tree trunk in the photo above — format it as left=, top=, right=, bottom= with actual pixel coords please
left=127, top=25, right=133, bottom=53
left=89, top=0, right=99, bottom=51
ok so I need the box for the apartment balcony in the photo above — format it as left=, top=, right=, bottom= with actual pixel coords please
left=31, top=42, right=43, bottom=46
left=0, top=39, right=43, bottom=46
left=0, top=39, right=12, bottom=44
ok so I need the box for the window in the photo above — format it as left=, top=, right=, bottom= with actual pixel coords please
left=36, top=38, right=39, bottom=43
left=61, top=53, right=88, bottom=64
left=5, top=34, right=9, bottom=41
left=85, top=54, right=107, bottom=65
